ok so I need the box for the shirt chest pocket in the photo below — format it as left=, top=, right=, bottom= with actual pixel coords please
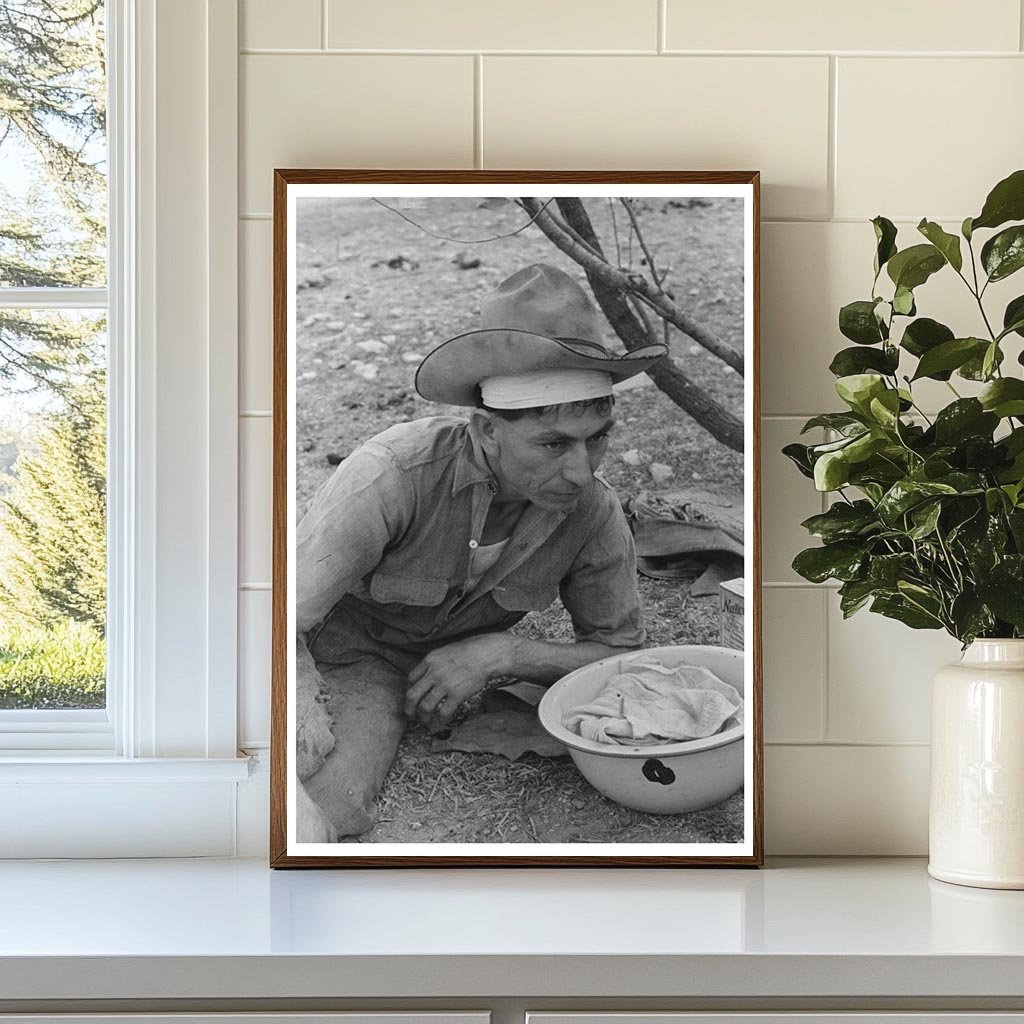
left=492, top=581, right=559, bottom=612
left=369, top=572, right=450, bottom=608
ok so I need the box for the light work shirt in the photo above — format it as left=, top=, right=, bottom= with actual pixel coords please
left=297, top=416, right=645, bottom=661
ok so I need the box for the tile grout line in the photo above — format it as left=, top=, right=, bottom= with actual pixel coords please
left=474, top=55, right=484, bottom=169
left=657, top=0, right=666, bottom=54
left=827, top=55, right=838, bottom=221
left=765, top=740, right=931, bottom=748
left=820, top=587, right=831, bottom=743
left=237, top=47, right=1024, bottom=57
left=321, top=0, right=328, bottom=50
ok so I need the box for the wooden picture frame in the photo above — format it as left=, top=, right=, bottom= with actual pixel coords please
left=271, top=170, right=762, bottom=867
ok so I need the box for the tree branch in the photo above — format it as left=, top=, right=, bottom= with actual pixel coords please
left=549, top=198, right=744, bottom=452
left=527, top=199, right=744, bottom=376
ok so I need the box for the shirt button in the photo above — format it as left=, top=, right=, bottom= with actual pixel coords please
left=469, top=540, right=479, bottom=549
left=487, top=482, right=497, bottom=493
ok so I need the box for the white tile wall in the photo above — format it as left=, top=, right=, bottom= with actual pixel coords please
left=760, top=419, right=824, bottom=583
left=835, top=58, right=1024, bottom=221
left=240, top=55, right=475, bottom=213
left=235, top=1, right=1024, bottom=854
left=826, top=597, right=962, bottom=744
left=239, top=590, right=272, bottom=748
left=240, top=219, right=273, bottom=412
left=240, top=417, right=273, bottom=587
left=762, top=588, right=825, bottom=743
left=327, top=0, right=658, bottom=51
left=241, top=0, right=322, bottom=50
left=665, top=0, right=1021, bottom=53
left=765, top=744, right=930, bottom=854
left=483, top=56, right=831, bottom=220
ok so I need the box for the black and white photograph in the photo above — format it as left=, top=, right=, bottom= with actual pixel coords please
left=272, top=172, right=762, bottom=866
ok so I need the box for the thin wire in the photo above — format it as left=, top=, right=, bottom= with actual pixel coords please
left=370, top=196, right=560, bottom=245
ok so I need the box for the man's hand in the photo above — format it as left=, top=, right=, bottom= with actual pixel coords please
left=404, top=633, right=512, bottom=729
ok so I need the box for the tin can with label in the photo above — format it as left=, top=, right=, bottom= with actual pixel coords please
left=719, top=577, right=744, bottom=650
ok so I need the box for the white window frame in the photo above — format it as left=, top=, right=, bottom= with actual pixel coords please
left=0, top=0, right=249, bottom=857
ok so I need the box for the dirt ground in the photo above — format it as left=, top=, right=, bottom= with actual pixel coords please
left=295, top=195, right=746, bottom=844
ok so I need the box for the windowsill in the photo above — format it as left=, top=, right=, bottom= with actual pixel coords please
left=0, top=754, right=252, bottom=781
left=0, top=857, right=1022, bottom=1004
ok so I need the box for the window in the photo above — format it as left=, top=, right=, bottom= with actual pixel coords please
left=0, top=0, right=246, bottom=857
left=0, top=0, right=111, bottom=748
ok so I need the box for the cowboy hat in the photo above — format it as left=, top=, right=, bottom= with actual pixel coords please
left=415, top=263, right=667, bottom=406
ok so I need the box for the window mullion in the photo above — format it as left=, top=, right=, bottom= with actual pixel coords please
left=0, top=287, right=108, bottom=310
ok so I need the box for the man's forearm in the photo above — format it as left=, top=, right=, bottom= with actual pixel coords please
left=500, top=634, right=641, bottom=685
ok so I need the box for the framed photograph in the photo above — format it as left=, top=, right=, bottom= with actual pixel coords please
left=270, top=171, right=762, bottom=867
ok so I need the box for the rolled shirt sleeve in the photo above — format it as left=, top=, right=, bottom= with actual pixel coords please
left=558, top=483, right=646, bottom=648
left=295, top=442, right=411, bottom=634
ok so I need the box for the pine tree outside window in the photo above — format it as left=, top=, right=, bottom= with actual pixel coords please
left=0, top=1, right=110, bottom=743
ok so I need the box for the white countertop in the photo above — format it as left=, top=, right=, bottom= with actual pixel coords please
left=1, top=857, right=1023, bottom=1002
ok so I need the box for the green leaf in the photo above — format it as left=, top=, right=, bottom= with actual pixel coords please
left=950, top=592, right=995, bottom=644
left=872, top=216, right=898, bottom=277
left=1008, top=508, right=1024, bottom=548
left=960, top=344, right=1004, bottom=380
left=917, top=219, right=963, bottom=272
left=867, top=552, right=915, bottom=587
left=839, top=300, right=887, bottom=345
left=814, top=450, right=851, bottom=491
left=934, top=399, right=999, bottom=444
left=782, top=442, right=815, bottom=479
left=971, top=168, right=1024, bottom=232
left=792, top=543, right=866, bottom=583
left=1002, top=295, right=1024, bottom=340
left=979, top=378, right=1024, bottom=418
left=985, top=487, right=1009, bottom=514
left=800, top=412, right=866, bottom=435
left=975, top=576, right=1024, bottom=629
left=962, top=216, right=974, bottom=241
left=868, top=389, right=902, bottom=430
left=982, top=341, right=1001, bottom=380
left=981, top=225, right=1024, bottom=282
left=877, top=479, right=958, bottom=523
left=800, top=501, right=879, bottom=543
left=845, top=432, right=889, bottom=466
left=908, top=500, right=942, bottom=539
left=887, top=244, right=946, bottom=291
left=892, top=286, right=916, bottom=316
left=835, top=373, right=887, bottom=413
left=871, top=594, right=943, bottom=630
left=838, top=578, right=877, bottom=617
left=900, top=317, right=955, bottom=360
left=912, top=337, right=988, bottom=380
left=829, top=345, right=899, bottom=377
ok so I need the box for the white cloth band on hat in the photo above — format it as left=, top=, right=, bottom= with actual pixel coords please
left=480, top=370, right=614, bottom=410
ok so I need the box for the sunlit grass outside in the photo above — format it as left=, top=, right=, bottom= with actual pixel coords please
left=0, top=620, right=105, bottom=709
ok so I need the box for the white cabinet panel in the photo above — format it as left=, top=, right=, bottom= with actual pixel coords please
left=0, top=1015, right=490, bottom=1024
left=529, top=1015, right=1024, bottom=1024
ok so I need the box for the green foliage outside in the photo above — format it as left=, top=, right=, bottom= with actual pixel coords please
left=0, top=1, right=107, bottom=708
left=0, top=619, right=104, bottom=708
left=0, top=373, right=106, bottom=633
left=784, top=169, right=1024, bottom=645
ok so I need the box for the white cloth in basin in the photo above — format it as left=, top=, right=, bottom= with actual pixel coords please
left=564, top=659, right=743, bottom=746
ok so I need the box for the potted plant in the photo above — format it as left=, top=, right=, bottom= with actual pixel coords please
left=784, top=169, right=1024, bottom=889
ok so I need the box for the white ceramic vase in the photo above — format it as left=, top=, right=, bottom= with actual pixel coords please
left=929, top=639, right=1024, bottom=889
